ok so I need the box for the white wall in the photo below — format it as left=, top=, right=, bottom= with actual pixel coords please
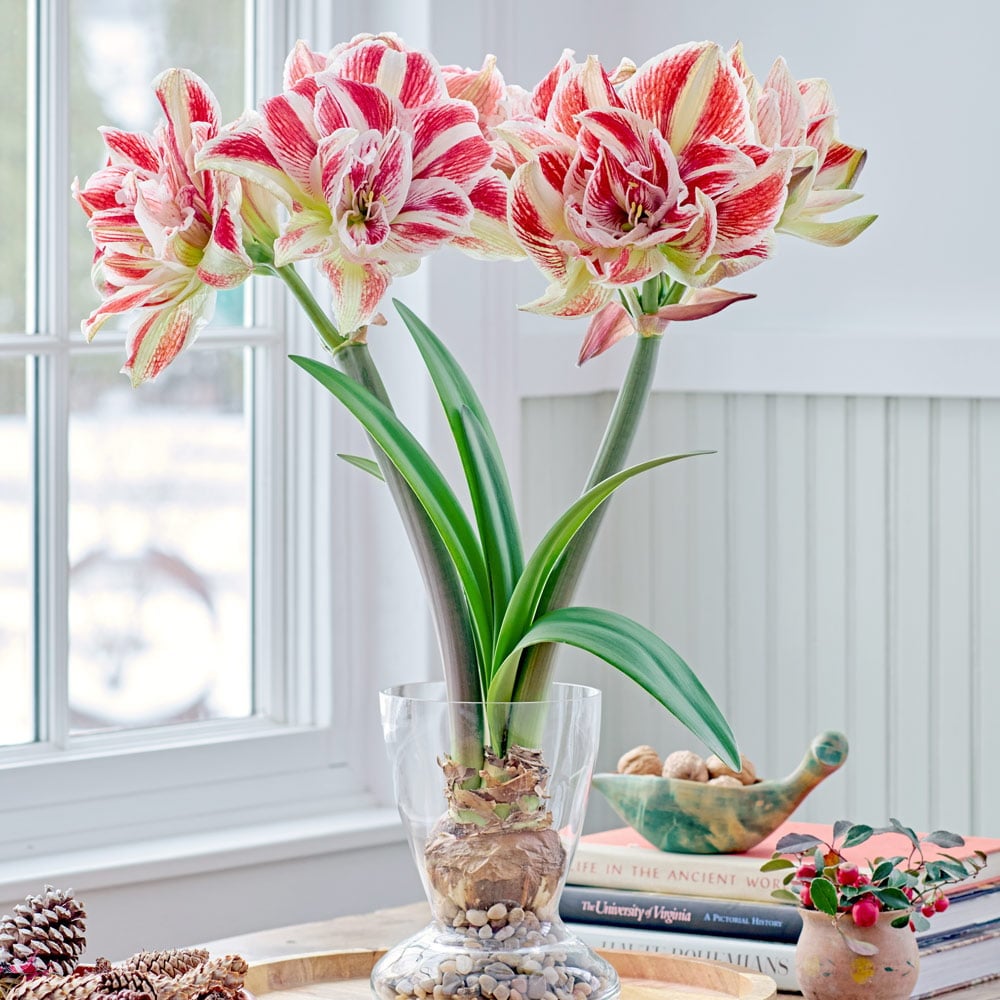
left=523, top=393, right=1000, bottom=836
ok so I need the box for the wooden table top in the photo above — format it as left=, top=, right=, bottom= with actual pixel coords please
left=201, top=901, right=998, bottom=999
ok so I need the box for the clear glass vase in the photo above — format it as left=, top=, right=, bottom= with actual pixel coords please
left=372, top=682, right=619, bottom=1000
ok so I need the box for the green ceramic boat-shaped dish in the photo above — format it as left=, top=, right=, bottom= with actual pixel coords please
left=591, top=730, right=849, bottom=854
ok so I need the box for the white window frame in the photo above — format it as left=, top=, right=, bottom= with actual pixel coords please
left=0, top=0, right=428, bottom=899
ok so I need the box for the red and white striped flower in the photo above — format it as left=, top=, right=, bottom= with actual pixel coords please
left=505, top=43, right=794, bottom=321
left=198, top=36, right=514, bottom=334
left=73, top=69, right=270, bottom=385
left=731, top=44, right=875, bottom=247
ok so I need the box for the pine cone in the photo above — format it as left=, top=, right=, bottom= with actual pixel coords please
left=116, top=953, right=208, bottom=981
left=154, top=957, right=247, bottom=1000
left=5, top=973, right=101, bottom=1000
left=0, top=888, right=87, bottom=975
left=98, top=971, right=155, bottom=997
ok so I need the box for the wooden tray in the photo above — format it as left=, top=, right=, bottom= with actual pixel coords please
left=244, top=949, right=777, bottom=1000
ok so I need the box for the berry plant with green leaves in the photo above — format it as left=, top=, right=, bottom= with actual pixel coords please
left=762, top=818, right=988, bottom=954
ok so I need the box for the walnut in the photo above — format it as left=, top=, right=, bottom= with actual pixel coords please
left=707, top=775, right=743, bottom=788
left=616, top=745, right=663, bottom=775
left=706, top=753, right=759, bottom=785
left=661, top=750, right=709, bottom=782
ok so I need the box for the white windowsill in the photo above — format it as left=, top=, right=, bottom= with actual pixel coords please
left=0, top=807, right=406, bottom=901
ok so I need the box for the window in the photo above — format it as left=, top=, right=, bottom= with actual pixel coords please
left=0, top=0, right=390, bottom=874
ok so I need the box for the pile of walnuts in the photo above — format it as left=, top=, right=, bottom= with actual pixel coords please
left=615, top=746, right=761, bottom=787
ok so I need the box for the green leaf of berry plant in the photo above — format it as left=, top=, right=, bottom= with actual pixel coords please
left=842, top=824, right=875, bottom=848
left=925, top=830, right=966, bottom=849
left=760, top=858, right=796, bottom=872
left=809, top=876, right=840, bottom=916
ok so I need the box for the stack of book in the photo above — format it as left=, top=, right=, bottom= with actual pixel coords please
left=562, top=822, right=1000, bottom=997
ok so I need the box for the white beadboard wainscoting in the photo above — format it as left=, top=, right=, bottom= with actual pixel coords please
left=522, top=391, right=1000, bottom=838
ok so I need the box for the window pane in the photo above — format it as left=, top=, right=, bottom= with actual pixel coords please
left=68, top=347, right=251, bottom=734
left=68, top=0, right=247, bottom=333
left=0, top=1, right=27, bottom=333
left=0, top=358, right=33, bottom=745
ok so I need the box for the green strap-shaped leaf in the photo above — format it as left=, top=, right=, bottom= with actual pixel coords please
left=488, top=606, right=739, bottom=767
left=337, top=454, right=384, bottom=480
left=395, top=301, right=524, bottom=620
left=290, top=354, right=492, bottom=657
left=459, top=406, right=523, bottom=640
left=491, top=452, right=710, bottom=682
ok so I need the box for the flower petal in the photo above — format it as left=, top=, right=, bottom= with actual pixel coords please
left=451, top=172, right=524, bottom=260
left=623, top=42, right=751, bottom=152
left=197, top=112, right=299, bottom=208
left=657, top=286, right=756, bottom=322
left=762, top=57, right=807, bottom=147
left=197, top=173, right=253, bottom=288
left=779, top=213, right=878, bottom=247
left=284, top=39, right=328, bottom=88
left=519, top=257, right=613, bottom=317
left=712, top=148, right=793, bottom=255
left=273, top=210, right=336, bottom=265
left=99, top=127, right=161, bottom=172
left=411, top=101, right=494, bottom=184
left=387, top=177, right=473, bottom=257
left=122, top=281, right=214, bottom=386
left=318, top=255, right=393, bottom=334
left=509, top=151, right=575, bottom=282
left=531, top=49, right=575, bottom=118
left=817, top=140, right=867, bottom=191
left=578, top=301, right=635, bottom=363
left=547, top=55, right=623, bottom=138
left=332, top=41, right=447, bottom=108
left=154, top=68, right=220, bottom=180
left=442, top=54, right=505, bottom=123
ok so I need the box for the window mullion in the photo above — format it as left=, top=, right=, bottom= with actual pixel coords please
left=30, top=0, right=71, bottom=748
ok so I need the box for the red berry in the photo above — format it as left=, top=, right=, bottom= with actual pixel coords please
left=909, top=919, right=916, bottom=932
left=800, top=885, right=813, bottom=908
left=852, top=898, right=880, bottom=927
left=921, top=903, right=936, bottom=917
left=856, top=872, right=871, bottom=886
left=837, top=863, right=860, bottom=886
left=797, top=862, right=817, bottom=879
left=935, top=896, right=950, bottom=913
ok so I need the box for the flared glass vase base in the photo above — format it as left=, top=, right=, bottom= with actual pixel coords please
left=371, top=910, right=620, bottom=1000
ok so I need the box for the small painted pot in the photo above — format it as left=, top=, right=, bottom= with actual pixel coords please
left=795, top=908, right=920, bottom=1000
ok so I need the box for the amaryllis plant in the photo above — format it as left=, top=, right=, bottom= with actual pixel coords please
left=74, top=33, right=874, bottom=811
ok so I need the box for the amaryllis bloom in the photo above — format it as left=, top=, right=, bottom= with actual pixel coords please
left=731, top=45, right=875, bottom=247
left=504, top=43, right=794, bottom=319
left=73, top=68, right=267, bottom=385
left=198, top=36, right=516, bottom=334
